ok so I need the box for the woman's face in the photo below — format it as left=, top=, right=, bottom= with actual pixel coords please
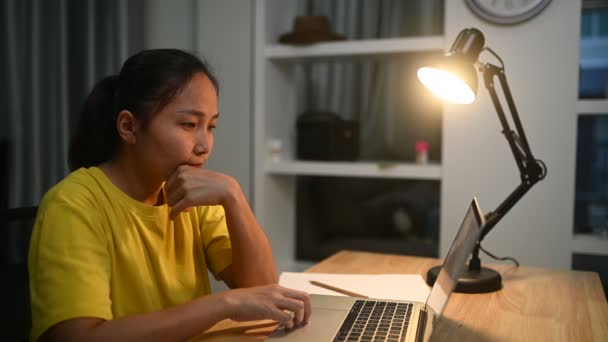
left=133, top=73, right=219, bottom=181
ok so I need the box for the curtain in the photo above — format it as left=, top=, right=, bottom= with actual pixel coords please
left=1, top=0, right=144, bottom=261
left=295, top=0, right=443, bottom=160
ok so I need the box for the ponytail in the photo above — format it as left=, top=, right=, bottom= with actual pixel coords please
left=68, top=75, right=121, bottom=171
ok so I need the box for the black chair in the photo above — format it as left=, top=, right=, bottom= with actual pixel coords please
left=0, top=140, right=10, bottom=209
left=0, top=206, right=38, bottom=342
left=0, top=207, right=38, bottom=222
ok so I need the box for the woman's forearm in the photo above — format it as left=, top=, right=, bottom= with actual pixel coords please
left=42, top=292, right=234, bottom=342
left=223, top=186, right=278, bottom=287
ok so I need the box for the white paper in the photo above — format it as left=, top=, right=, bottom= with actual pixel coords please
left=279, top=272, right=431, bottom=303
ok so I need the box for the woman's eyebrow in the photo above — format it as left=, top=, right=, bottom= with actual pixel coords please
left=176, top=109, right=220, bottom=119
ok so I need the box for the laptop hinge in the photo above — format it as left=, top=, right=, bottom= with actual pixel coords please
left=415, top=307, right=428, bottom=342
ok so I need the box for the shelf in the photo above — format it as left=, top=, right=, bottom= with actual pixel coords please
left=577, top=99, right=608, bottom=114
left=265, top=36, right=445, bottom=60
left=572, top=234, right=608, bottom=256
left=265, top=160, right=441, bottom=180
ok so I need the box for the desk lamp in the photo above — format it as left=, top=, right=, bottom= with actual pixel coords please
left=417, top=28, right=547, bottom=293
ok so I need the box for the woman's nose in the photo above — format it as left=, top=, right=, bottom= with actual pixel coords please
left=194, top=131, right=210, bottom=155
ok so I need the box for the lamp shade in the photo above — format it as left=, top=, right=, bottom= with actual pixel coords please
left=417, top=28, right=485, bottom=104
left=417, top=59, right=477, bottom=104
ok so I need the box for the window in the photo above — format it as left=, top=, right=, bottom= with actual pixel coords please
left=580, top=2, right=608, bottom=98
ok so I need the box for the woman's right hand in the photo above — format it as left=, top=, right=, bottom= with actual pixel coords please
left=222, top=284, right=311, bottom=329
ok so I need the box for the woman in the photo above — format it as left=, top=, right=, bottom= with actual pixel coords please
left=28, top=49, right=310, bottom=341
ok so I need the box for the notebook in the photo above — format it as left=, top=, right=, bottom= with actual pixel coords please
left=204, top=197, right=485, bottom=342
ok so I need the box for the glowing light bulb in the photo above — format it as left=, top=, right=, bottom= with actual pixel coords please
left=417, top=67, right=475, bottom=104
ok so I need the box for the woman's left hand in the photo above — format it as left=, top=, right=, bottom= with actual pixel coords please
left=165, top=164, right=238, bottom=218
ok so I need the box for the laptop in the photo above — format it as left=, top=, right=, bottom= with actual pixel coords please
left=203, top=198, right=485, bottom=342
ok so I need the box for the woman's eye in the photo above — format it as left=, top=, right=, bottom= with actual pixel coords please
left=208, top=125, right=217, bottom=131
left=181, top=122, right=196, bottom=129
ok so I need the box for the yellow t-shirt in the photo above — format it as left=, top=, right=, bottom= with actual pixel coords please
left=28, top=167, right=233, bottom=341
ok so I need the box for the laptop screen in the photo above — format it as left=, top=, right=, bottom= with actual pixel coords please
left=425, top=198, right=485, bottom=315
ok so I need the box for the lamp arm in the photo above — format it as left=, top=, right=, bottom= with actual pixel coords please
left=468, top=63, right=547, bottom=271
left=483, top=64, right=535, bottom=173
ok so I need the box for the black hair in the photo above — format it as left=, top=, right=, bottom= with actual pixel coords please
left=68, top=49, right=219, bottom=171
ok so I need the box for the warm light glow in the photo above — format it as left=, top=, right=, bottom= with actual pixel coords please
left=417, top=67, right=476, bottom=104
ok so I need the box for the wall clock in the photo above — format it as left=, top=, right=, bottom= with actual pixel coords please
left=465, top=0, right=552, bottom=25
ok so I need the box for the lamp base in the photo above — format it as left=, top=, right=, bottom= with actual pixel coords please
left=426, top=265, right=502, bottom=293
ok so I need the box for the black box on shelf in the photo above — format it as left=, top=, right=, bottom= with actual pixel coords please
left=296, top=111, right=359, bottom=161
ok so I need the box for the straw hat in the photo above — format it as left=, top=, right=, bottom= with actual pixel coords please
left=279, top=16, right=346, bottom=45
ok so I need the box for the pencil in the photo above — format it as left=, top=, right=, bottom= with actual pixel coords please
left=309, top=280, right=369, bottom=298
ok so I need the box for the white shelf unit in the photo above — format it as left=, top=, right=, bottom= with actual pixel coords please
left=572, top=234, right=608, bottom=256
left=577, top=99, right=608, bottom=114
left=574, top=100, right=608, bottom=256
left=254, top=0, right=445, bottom=271
left=265, top=37, right=444, bottom=60
left=265, top=160, right=441, bottom=180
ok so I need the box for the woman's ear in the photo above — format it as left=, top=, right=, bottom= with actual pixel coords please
left=116, top=110, right=139, bottom=144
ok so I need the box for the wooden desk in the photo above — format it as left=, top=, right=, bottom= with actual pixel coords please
left=198, top=250, right=608, bottom=341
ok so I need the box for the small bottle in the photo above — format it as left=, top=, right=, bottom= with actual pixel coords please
left=415, top=141, right=429, bottom=164
left=267, top=139, right=283, bottom=162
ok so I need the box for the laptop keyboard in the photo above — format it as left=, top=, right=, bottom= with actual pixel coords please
left=333, top=300, right=413, bottom=342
